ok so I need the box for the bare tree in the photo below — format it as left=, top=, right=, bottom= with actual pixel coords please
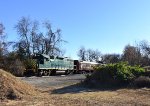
left=77, top=46, right=86, bottom=61
left=86, top=49, right=101, bottom=62
left=42, top=21, right=65, bottom=56
left=30, top=20, right=39, bottom=54
left=140, top=40, right=150, bottom=57
left=139, top=40, right=150, bottom=66
left=0, top=23, right=5, bottom=68
left=0, top=23, right=5, bottom=35
left=0, top=23, right=13, bottom=70
left=34, top=33, right=44, bottom=54
left=122, top=44, right=142, bottom=65
left=102, top=54, right=121, bottom=64
left=94, top=49, right=101, bottom=62
left=86, top=49, right=93, bottom=61
left=78, top=47, right=101, bottom=62
left=0, top=23, right=8, bottom=56
left=15, top=17, right=66, bottom=58
left=15, top=17, right=31, bottom=58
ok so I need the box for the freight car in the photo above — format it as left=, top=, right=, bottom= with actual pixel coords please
left=28, top=54, right=101, bottom=76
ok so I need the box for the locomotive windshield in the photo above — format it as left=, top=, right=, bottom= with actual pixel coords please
left=39, top=58, right=44, bottom=64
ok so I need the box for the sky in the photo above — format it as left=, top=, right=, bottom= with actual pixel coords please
left=0, top=0, right=150, bottom=59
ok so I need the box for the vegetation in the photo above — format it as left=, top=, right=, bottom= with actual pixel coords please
left=101, top=54, right=121, bottom=64
left=84, top=62, right=148, bottom=88
left=130, top=76, right=150, bottom=88
left=77, top=46, right=101, bottom=62
left=14, top=17, right=65, bottom=58
left=78, top=41, right=150, bottom=67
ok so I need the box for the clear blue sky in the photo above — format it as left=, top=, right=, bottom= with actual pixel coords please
left=0, top=0, right=150, bottom=59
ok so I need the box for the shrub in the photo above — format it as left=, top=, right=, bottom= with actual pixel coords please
left=84, top=62, right=145, bottom=88
left=115, top=63, right=144, bottom=82
left=24, top=59, right=36, bottom=69
left=131, top=76, right=150, bottom=88
left=23, top=59, right=36, bottom=76
left=9, top=59, right=25, bottom=77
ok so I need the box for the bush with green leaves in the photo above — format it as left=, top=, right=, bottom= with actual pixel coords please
left=115, top=62, right=145, bottom=82
left=85, top=62, right=145, bottom=87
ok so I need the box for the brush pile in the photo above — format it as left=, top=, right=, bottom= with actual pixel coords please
left=0, top=69, right=38, bottom=101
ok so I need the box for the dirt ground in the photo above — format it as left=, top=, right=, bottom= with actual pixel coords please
left=1, top=74, right=150, bottom=106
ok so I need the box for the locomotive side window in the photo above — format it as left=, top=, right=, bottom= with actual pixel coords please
left=46, top=58, right=49, bottom=61
left=50, top=56, right=54, bottom=59
left=40, top=59, right=44, bottom=64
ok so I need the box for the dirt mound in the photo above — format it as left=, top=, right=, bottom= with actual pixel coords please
left=0, top=69, right=38, bottom=101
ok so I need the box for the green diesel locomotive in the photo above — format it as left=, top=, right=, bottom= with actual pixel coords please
left=33, top=54, right=74, bottom=76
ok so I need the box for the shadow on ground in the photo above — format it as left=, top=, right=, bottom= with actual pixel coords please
left=51, top=83, right=92, bottom=94
left=51, top=82, right=126, bottom=94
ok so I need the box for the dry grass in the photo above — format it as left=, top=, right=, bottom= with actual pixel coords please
left=48, top=86, right=150, bottom=106
left=55, top=88, right=150, bottom=106
left=1, top=86, right=150, bottom=106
